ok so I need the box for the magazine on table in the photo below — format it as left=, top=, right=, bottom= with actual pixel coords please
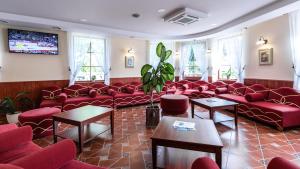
left=173, top=120, right=196, bottom=131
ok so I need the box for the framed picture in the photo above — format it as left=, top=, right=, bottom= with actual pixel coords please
left=259, top=48, right=273, bottom=65
left=125, top=56, right=134, bottom=68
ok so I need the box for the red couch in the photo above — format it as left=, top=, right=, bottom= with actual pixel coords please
left=0, top=124, right=107, bottom=169
left=217, top=83, right=300, bottom=130
left=191, top=157, right=300, bottom=169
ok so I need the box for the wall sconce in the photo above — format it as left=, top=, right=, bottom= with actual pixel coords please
left=128, top=48, right=135, bottom=54
left=206, top=49, right=211, bottom=53
left=256, top=36, right=268, bottom=45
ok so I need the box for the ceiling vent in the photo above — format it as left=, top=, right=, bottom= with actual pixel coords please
left=164, top=8, right=208, bottom=26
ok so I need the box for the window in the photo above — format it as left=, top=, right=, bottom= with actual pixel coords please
left=73, top=36, right=105, bottom=81
left=181, top=41, right=206, bottom=77
left=218, top=44, right=236, bottom=80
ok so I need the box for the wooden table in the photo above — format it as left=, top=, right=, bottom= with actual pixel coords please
left=191, top=97, right=239, bottom=129
left=52, top=105, right=114, bottom=153
left=151, top=117, right=223, bottom=169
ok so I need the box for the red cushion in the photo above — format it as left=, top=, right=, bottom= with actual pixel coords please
left=182, top=84, right=189, bottom=90
left=64, top=84, right=89, bottom=98
left=268, top=87, right=300, bottom=106
left=56, top=93, right=67, bottom=103
left=198, top=85, right=209, bottom=92
left=218, top=94, right=248, bottom=104
left=39, top=99, right=62, bottom=108
left=0, top=126, right=32, bottom=152
left=0, top=164, right=23, bottom=169
left=160, top=94, right=189, bottom=114
left=12, top=139, right=76, bottom=169
left=89, top=89, right=97, bottom=98
left=215, top=87, right=228, bottom=94
left=107, top=89, right=117, bottom=97
left=245, top=93, right=266, bottom=102
left=268, top=157, right=300, bottom=169
left=110, top=82, right=126, bottom=92
left=90, top=83, right=109, bottom=95
left=191, top=80, right=209, bottom=89
left=0, top=124, right=18, bottom=134
left=228, top=82, right=245, bottom=96
left=181, top=89, right=198, bottom=96
left=192, top=157, right=220, bottom=169
left=41, top=86, right=62, bottom=100
left=123, top=87, right=135, bottom=94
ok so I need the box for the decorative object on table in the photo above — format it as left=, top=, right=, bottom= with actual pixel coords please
left=259, top=48, right=273, bottom=65
left=0, top=91, right=34, bottom=123
left=256, top=36, right=268, bottom=45
left=173, top=120, right=196, bottom=131
left=125, top=55, right=134, bottom=68
left=141, top=42, right=175, bottom=128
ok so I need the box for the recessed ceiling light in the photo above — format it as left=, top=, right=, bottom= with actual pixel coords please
left=158, top=9, right=166, bottom=13
left=52, top=26, right=62, bottom=30
left=80, top=19, right=87, bottom=22
left=132, top=13, right=140, bottom=18
left=211, top=23, right=217, bottom=26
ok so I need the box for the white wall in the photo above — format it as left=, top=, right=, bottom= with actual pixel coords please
left=244, top=14, right=294, bottom=81
left=110, top=36, right=147, bottom=78
left=0, top=24, right=69, bottom=82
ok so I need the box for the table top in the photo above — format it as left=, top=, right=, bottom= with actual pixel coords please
left=52, top=105, right=113, bottom=123
left=151, top=116, right=223, bottom=147
left=191, top=97, right=238, bottom=108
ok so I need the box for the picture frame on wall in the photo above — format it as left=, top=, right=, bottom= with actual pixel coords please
left=259, top=48, right=273, bottom=65
left=125, top=56, right=134, bottom=68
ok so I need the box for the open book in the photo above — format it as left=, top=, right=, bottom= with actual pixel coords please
left=173, top=120, right=196, bottom=131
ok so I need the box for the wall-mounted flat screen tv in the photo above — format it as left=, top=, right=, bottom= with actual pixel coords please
left=8, top=29, right=59, bottom=55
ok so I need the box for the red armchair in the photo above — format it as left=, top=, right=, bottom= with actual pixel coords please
left=191, top=157, right=300, bottom=169
left=0, top=124, right=107, bottom=169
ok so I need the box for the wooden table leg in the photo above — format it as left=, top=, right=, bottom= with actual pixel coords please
left=209, top=108, right=214, bottom=120
left=191, top=103, right=195, bottom=118
left=152, top=140, right=157, bottom=169
left=234, top=105, right=238, bottom=130
left=78, top=124, right=84, bottom=153
left=52, top=120, right=58, bottom=143
left=110, top=110, right=114, bottom=135
left=216, top=148, right=222, bottom=168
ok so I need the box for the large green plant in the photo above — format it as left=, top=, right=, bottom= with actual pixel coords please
left=141, top=42, right=175, bottom=106
left=0, top=91, right=34, bottom=114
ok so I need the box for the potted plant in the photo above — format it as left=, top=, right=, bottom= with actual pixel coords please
left=222, top=67, right=235, bottom=80
left=0, top=91, right=34, bottom=123
left=141, top=42, right=175, bottom=127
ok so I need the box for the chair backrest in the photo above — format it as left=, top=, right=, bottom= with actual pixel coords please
left=267, top=87, right=300, bottom=108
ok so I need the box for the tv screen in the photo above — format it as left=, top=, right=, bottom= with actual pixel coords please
left=8, top=29, right=59, bottom=55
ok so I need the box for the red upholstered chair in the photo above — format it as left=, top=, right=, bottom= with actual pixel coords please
left=191, top=157, right=300, bottom=169
left=18, top=107, right=61, bottom=139
left=0, top=125, right=108, bottom=169
left=0, top=124, right=18, bottom=133
left=160, top=94, right=189, bottom=115
left=40, top=86, right=63, bottom=109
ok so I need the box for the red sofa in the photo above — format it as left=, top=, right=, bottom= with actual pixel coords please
left=0, top=124, right=107, bottom=169
left=191, top=157, right=300, bottom=169
left=217, top=83, right=300, bottom=130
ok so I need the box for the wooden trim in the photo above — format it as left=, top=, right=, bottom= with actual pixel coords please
left=244, top=78, right=293, bottom=89
left=110, top=77, right=141, bottom=84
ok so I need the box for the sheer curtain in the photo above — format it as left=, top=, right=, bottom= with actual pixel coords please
left=104, top=38, right=111, bottom=85
left=68, top=33, right=89, bottom=85
left=289, top=10, right=300, bottom=90
left=180, top=41, right=207, bottom=80
left=211, top=35, right=245, bottom=82
left=148, top=40, right=175, bottom=68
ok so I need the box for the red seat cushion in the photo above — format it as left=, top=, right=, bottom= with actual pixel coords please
left=218, top=94, right=248, bottom=104
left=0, top=164, right=23, bottom=169
left=39, top=99, right=62, bottom=108
left=181, top=89, right=198, bottom=96
left=245, top=93, right=266, bottom=102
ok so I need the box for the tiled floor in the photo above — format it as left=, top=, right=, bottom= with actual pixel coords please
left=30, top=105, right=300, bottom=169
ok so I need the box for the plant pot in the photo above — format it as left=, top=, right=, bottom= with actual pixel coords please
left=6, top=112, right=21, bottom=124
left=146, top=105, right=160, bottom=128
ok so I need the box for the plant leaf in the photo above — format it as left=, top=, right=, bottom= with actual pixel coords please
left=155, top=84, right=163, bottom=93
left=141, top=64, right=153, bottom=76
left=156, top=42, right=163, bottom=57
left=165, top=50, right=172, bottom=61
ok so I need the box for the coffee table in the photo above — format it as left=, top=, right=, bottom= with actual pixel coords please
left=52, top=105, right=114, bottom=153
left=191, top=97, right=239, bottom=129
left=151, top=116, right=223, bottom=169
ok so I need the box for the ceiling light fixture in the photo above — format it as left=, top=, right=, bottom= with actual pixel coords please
left=211, top=23, right=217, bottom=26
left=80, top=19, right=87, bottom=22
left=132, top=13, right=140, bottom=18
left=256, top=36, right=268, bottom=45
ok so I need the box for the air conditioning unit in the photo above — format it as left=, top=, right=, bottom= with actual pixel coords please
left=164, top=8, right=208, bottom=26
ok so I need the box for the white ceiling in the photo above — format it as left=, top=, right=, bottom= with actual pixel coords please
left=0, top=0, right=298, bottom=39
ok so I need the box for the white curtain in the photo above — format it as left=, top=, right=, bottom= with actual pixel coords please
left=104, top=38, right=111, bottom=85
left=180, top=41, right=207, bottom=81
left=211, top=35, right=245, bottom=82
left=68, top=33, right=88, bottom=86
left=289, top=10, right=300, bottom=90
left=148, top=40, right=176, bottom=68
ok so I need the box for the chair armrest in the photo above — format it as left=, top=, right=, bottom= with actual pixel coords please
left=215, top=87, right=228, bottom=94
left=0, top=126, right=32, bottom=152
left=267, top=157, right=300, bottom=169
left=191, top=157, right=220, bottom=169
left=0, top=123, right=18, bottom=133
left=12, top=139, right=76, bottom=169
